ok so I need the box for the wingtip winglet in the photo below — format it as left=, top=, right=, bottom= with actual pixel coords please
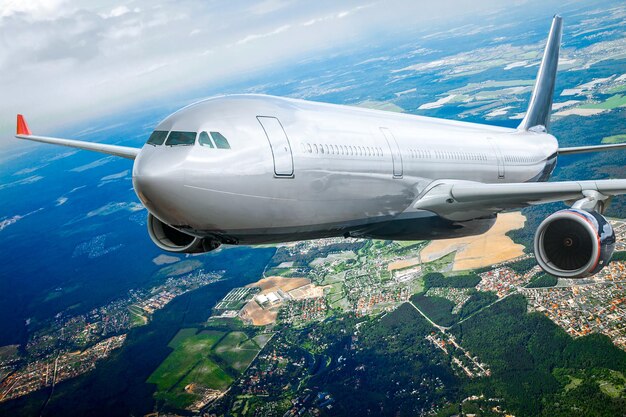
left=17, top=114, right=32, bottom=136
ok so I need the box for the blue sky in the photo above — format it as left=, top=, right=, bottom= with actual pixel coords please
left=0, top=0, right=553, bottom=146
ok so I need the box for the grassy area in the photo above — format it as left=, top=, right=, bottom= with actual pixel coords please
left=413, top=277, right=425, bottom=295
left=422, top=251, right=456, bottom=274
left=179, top=360, right=232, bottom=391
left=606, top=84, right=626, bottom=94
left=252, top=333, right=273, bottom=348
left=168, top=328, right=200, bottom=348
left=580, top=94, right=626, bottom=110
left=214, top=332, right=248, bottom=352
left=214, top=331, right=259, bottom=373
left=392, top=240, right=424, bottom=249
left=264, top=267, right=293, bottom=277
left=602, top=133, right=626, bottom=144
left=128, top=308, right=147, bottom=327
left=449, top=79, right=535, bottom=94
left=564, top=375, right=583, bottom=391
left=598, top=370, right=626, bottom=398
left=148, top=331, right=226, bottom=390
left=148, top=330, right=230, bottom=409
left=326, top=282, right=346, bottom=306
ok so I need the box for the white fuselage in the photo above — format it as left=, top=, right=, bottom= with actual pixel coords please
left=132, top=94, right=558, bottom=244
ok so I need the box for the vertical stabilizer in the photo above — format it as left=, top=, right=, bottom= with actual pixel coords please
left=518, top=15, right=562, bottom=132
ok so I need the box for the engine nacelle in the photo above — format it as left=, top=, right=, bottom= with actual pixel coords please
left=147, top=213, right=220, bottom=253
left=534, top=209, right=615, bottom=278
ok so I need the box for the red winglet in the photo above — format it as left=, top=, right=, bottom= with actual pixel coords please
left=17, top=114, right=32, bottom=135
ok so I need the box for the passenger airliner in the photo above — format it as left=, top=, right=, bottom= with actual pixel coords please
left=14, top=16, right=626, bottom=278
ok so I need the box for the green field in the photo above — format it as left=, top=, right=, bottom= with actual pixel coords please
left=602, top=133, right=626, bottom=144
left=214, top=331, right=260, bottom=373
left=128, top=306, right=147, bottom=327
left=252, top=333, right=273, bottom=348
left=564, top=375, right=583, bottom=391
left=606, top=84, right=626, bottom=94
left=168, top=328, right=200, bottom=348
left=148, top=329, right=230, bottom=409
left=580, top=94, right=626, bottom=110
left=148, top=328, right=265, bottom=410
left=598, top=370, right=626, bottom=398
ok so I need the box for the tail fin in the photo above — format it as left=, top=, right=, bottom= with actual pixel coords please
left=518, top=15, right=563, bottom=132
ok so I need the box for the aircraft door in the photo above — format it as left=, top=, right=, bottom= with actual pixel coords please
left=487, top=138, right=505, bottom=180
left=380, top=127, right=403, bottom=178
left=257, top=116, right=294, bottom=177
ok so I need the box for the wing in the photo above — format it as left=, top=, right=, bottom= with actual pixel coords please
left=15, top=115, right=140, bottom=160
left=558, top=143, right=626, bottom=155
left=413, top=179, right=626, bottom=221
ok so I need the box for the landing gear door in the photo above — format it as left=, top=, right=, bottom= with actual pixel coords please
left=380, top=127, right=403, bottom=178
left=257, top=116, right=294, bottom=177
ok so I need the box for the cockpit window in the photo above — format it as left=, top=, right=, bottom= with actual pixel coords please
left=165, top=131, right=196, bottom=146
left=146, top=130, right=168, bottom=146
left=210, top=132, right=231, bottom=149
left=198, top=131, right=214, bottom=148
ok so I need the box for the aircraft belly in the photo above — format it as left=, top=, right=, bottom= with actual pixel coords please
left=181, top=179, right=411, bottom=232
left=218, top=211, right=497, bottom=245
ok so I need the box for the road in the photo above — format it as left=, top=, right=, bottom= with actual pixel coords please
left=407, top=300, right=449, bottom=332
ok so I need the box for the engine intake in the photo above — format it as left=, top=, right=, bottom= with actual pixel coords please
left=147, top=213, right=220, bottom=253
left=534, top=209, right=615, bottom=278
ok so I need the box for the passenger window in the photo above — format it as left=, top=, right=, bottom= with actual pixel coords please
left=166, top=131, right=196, bottom=146
left=307, top=143, right=312, bottom=153
left=210, top=132, right=231, bottom=149
left=320, top=144, right=325, bottom=154
left=146, top=130, right=168, bottom=146
left=198, top=131, right=214, bottom=148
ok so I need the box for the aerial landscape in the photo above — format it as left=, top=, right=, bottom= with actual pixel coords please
left=2, top=0, right=626, bottom=416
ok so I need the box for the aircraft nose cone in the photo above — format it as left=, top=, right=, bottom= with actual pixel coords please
left=132, top=151, right=188, bottom=225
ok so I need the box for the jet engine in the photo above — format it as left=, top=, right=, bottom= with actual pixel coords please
left=534, top=209, right=615, bottom=278
left=147, top=213, right=220, bottom=253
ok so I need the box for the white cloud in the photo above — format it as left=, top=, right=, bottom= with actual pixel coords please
left=0, top=0, right=69, bottom=19
left=235, top=24, right=292, bottom=45
left=99, top=5, right=131, bottom=19
left=0, top=0, right=537, bottom=150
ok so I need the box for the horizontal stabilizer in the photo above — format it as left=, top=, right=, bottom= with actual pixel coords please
left=15, top=114, right=140, bottom=160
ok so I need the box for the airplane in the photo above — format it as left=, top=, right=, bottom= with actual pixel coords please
left=14, top=16, right=626, bottom=279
